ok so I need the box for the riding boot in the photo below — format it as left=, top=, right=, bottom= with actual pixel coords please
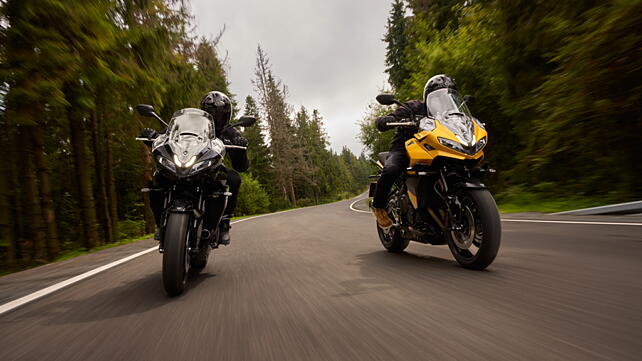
left=219, top=216, right=232, bottom=245
left=372, top=208, right=393, bottom=229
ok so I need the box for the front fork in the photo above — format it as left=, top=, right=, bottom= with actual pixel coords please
left=434, top=169, right=482, bottom=232
left=154, top=184, right=224, bottom=254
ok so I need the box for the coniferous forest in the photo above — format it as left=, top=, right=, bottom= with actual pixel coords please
left=361, top=0, right=642, bottom=210
left=1, top=0, right=641, bottom=272
left=0, top=1, right=371, bottom=272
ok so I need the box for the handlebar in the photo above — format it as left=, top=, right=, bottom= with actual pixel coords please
left=386, top=122, right=416, bottom=127
left=225, top=145, right=247, bottom=150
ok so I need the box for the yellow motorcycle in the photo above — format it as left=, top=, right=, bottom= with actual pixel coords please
left=370, top=90, right=501, bottom=269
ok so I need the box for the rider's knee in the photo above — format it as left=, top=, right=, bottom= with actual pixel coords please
left=227, top=169, right=241, bottom=188
left=383, top=164, right=403, bottom=178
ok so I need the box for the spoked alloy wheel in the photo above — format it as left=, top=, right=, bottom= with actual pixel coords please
left=447, top=189, right=501, bottom=270
left=376, top=197, right=409, bottom=253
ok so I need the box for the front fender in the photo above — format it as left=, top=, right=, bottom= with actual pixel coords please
left=458, top=179, right=487, bottom=189
left=462, top=179, right=487, bottom=189
left=168, top=199, right=195, bottom=213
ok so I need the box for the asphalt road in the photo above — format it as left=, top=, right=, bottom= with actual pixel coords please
left=1, top=198, right=641, bottom=361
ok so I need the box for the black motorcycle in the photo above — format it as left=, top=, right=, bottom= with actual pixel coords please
left=136, top=105, right=255, bottom=296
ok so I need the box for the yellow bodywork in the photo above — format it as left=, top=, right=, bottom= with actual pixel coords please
left=405, top=119, right=487, bottom=167
left=404, top=119, right=487, bottom=207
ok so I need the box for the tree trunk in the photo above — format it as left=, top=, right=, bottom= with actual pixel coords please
left=68, top=101, right=100, bottom=249
left=21, top=127, right=48, bottom=263
left=0, top=133, right=16, bottom=269
left=104, top=128, right=118, bottom=240
left=90, top=106, right=113, bottom=244
left=288, top=177, right=297, bottom=207
left=31, top=126, right=60, bottom=258
left=7, top=133, right=25, bottom=266
left=141, top=145, right=155, bottom=233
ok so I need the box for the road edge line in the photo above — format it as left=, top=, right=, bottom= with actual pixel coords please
left=348, top=198, right=642, bottom=226
left=501, top=219, right=642, bottom=226
left=0, top=209, right=300, bottom=316
left=349, top=198, right=371, bottom=214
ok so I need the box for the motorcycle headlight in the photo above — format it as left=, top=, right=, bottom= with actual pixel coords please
left=173, top=155, right=196, bottom=168
left=183, top=156, right=196, bottom=168
left=419, top=117, right=436, bottom=132
left=439, top=137, right=467, bottom=154
left=475, top=136, right=487, bottom=153
left=157, top=155, right=176, bottom=172
left=438, top=137, right=482, bottom=156
left=437, top=137, right=486, bottom=155
left=190, top=159, right=213, bottom=174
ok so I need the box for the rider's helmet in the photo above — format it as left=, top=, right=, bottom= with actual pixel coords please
left=423, top=74, right=457, bottom=100
left=200, top=91, right=233, bottom=131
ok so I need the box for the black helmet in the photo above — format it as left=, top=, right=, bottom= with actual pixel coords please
left=200, top=91, right=233, bottom=130
left=423, top=74, right=457, bottom=100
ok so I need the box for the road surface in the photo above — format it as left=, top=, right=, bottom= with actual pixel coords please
left=1, top=198, right=641, bottom=360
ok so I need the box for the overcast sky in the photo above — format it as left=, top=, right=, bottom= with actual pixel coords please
left=191, top=0, right=392, bottom=154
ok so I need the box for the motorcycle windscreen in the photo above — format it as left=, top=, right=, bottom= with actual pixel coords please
left=426, top=89, right=476, bottom=146
left=168, top=108, right=214, bottom=164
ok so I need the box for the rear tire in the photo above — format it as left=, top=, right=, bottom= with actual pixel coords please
left=163, top=213, right=190, bottom=296
left=447, top=189, right=501, bottom=270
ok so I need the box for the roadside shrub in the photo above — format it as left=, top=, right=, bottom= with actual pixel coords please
left=235, top=173, right=270, bottom=216
left=116, top=220, right=146, bottom=241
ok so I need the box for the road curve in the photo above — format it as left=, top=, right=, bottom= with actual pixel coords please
left=1, top=199, right=641, bottom=361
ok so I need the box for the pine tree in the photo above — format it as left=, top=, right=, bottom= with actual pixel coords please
left=384, top=0, right=410, bottom=91
left=241, top=95, right=272, bottom=189
left=253, top=46, right=299, bottom=206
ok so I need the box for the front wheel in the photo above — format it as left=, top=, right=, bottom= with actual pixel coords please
left=376, top=196, right=409, bottom=253
left=190, top=243, right=210, bottom=270
left=447, top=189, right=501, bottom=270
left=163, top=212, right=190, bottom=296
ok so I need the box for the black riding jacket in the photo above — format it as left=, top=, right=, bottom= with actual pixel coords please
left=217, top=126, right=249, bottom=173
left=375, top=100, right=427, bottom=152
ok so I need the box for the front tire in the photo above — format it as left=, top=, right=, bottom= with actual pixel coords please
left=190, top=244, right=210, bottom=270
left=447, top=189, right=501, bottom=270
left=163, top=213, right=190, bottom=296
left=376, top=196, right=409, bottom=253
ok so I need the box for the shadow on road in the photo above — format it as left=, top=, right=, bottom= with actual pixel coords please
left=336, top=250, right=498, bottom=297
left=5, top=269, right=217, bottom=326
left=357, top=249, right=460, bottom=271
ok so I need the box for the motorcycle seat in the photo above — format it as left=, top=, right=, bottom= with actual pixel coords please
left=377, top=152, right=390, bottom=165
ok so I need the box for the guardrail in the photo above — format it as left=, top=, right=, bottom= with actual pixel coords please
left=552, top=201, right=642, bottom=215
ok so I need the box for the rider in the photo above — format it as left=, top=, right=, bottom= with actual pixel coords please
left=199, top=91, right=249, bottom=245
left=144, top=91, right=248, bottom=245
left=371, top=74, right=457, bottom=228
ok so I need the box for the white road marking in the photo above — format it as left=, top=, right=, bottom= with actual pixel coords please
left=349, top=198, right=371, bottom=214
left=0, top=247, right=156, bottom=315
left=501, top=219, right=642, bottom=226
left=0, top=209, right=301, bottom=316
left=348, top=198, right=642, bottom=227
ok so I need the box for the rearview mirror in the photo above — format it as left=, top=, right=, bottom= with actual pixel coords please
left=235, top=116, right=257, bottom=128
left=135, top=104, right=168, bottom=127
left=376, top=94, right=397, bottom=106
left=135, top=104, right=156, bottom=117
left=463, top=95, right=475, bottom=104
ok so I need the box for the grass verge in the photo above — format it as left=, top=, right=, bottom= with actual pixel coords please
left=0, top=234, right=153, bottom=277
left=495, top=184, right=637, bottom=213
